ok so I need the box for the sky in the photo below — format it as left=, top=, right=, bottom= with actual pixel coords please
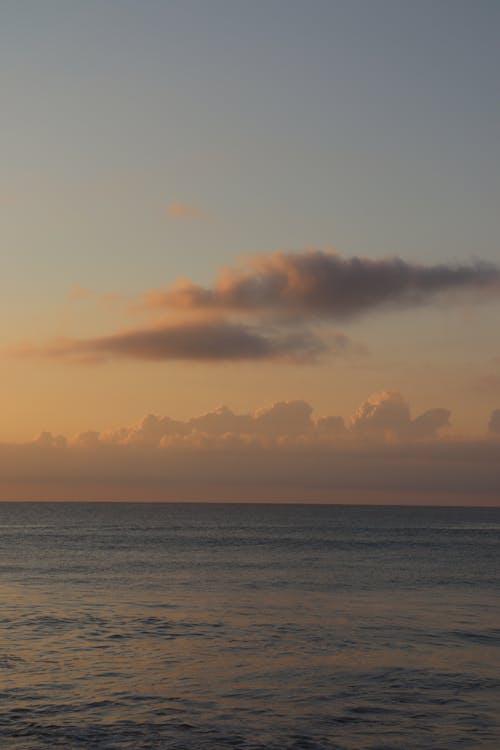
left=1, top=1, right=499, bottom=502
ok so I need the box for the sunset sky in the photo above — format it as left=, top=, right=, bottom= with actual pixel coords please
left=2, top=1, right=499, bottom=502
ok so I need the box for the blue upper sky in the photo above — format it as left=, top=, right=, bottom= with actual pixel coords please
left=2, top=0, right=499, bottom=300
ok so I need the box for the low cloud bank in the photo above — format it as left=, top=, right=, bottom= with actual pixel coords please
left=89, top=391, right=450, bottom=447
left=1, top=393, right=499, bottom=504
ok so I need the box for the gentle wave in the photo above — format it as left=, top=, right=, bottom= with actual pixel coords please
left=1, top=503, right=499, bottom=749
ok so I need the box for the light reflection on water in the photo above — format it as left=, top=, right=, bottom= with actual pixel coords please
left=1, top=502, right=499, bottom=749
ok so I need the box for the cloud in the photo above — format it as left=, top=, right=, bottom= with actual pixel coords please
left=141, top=250, right=500, bottom=320
left=32, top=431, right=67, bottom=449
left=10, top=249, right=498, bottom=368
left=315, top=415, right=347, bottom=436
left=166, top=201, right=209, bottom=221
left=103, top=401, right=316, bottom=444
left=351, top=391, right=411, bottom=437
left=252, top=400, right=314, bottom=437
left=1, top=392, right=499, bottom=504
left=98, top=391, right=448, bottom=447
left=488, top=409, right=500, bottom=435
left=71, top=430, right=102, bottom=448
left=188, top=406, right=253, bottom=436
left=410, top=408, right=451, bottom=440
left=351, top=391, right=450, bottom=441
left=23, top=320, right=332, bottom=363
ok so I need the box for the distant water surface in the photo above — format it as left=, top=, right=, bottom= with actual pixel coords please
left=1, top=502, right=499, bottom=749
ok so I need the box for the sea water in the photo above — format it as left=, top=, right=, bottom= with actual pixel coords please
left=0, top=502, right=499, bottom=749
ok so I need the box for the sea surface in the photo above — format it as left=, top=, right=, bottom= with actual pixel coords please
left=0, top=502, right=499, bottom=749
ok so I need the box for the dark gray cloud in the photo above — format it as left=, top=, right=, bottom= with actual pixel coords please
left=14, top=250, right=497, bottom=366
left=38, top=320, right=331, bottom=363
left=143, top=251, right=500, bottom=320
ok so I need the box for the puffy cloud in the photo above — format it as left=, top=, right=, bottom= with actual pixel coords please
left=25, top=320, right=329, bottom=363
left=351, top=391, right=411, bottom=438
left=488, top=409, right=500, bottom=435
left=102, top=414, right=189, bottom=446
left=253, top=400, right=313, bottom=437
left=1, top=393, right=499, bottom=503
left=142, top=250, right=500, bottom=320
left=189, top=406, right=253, bottom=436
left=32, top=431, right=67, bottom=449
left=71, top=430, right=102, bottom=448
left=166, top=201, right=209, bottom=221
left=351, top=391, right=450, bottom=441
left=86, top=392, right=450, bottom=448
left=315, top=415, right=347, bottom=435
left=410, top=408, right=451, bottom=440
left=106, top=400, right=316, bottom=444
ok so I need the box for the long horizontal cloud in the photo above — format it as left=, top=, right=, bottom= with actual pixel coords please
left=55, top=391, right=453, bottom=449
left=24, top=320, right=341, bottom=363
left=1, top=395, right=499, bottom=504
left=142, top=250, right=500, bottom=319
left=99, top=391, right=451, bottom=446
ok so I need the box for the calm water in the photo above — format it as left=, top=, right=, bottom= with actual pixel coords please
left=0, top=503, right=499, bottom=749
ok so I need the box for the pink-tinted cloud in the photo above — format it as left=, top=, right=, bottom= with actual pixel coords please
left=0, top=392, right=499, bottom=504
left=350, top=391, right=450, bottom=441
left=166, top=201, right=209, bottom=221
left=94, top=392, right=449, bottom=447
left=142, top=250, right=500, bottom=320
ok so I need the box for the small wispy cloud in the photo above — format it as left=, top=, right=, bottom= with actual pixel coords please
left=166, top=201, right=210, bottom=221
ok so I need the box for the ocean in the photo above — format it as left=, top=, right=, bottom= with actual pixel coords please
left=0, top=502, right=499, bottom=749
